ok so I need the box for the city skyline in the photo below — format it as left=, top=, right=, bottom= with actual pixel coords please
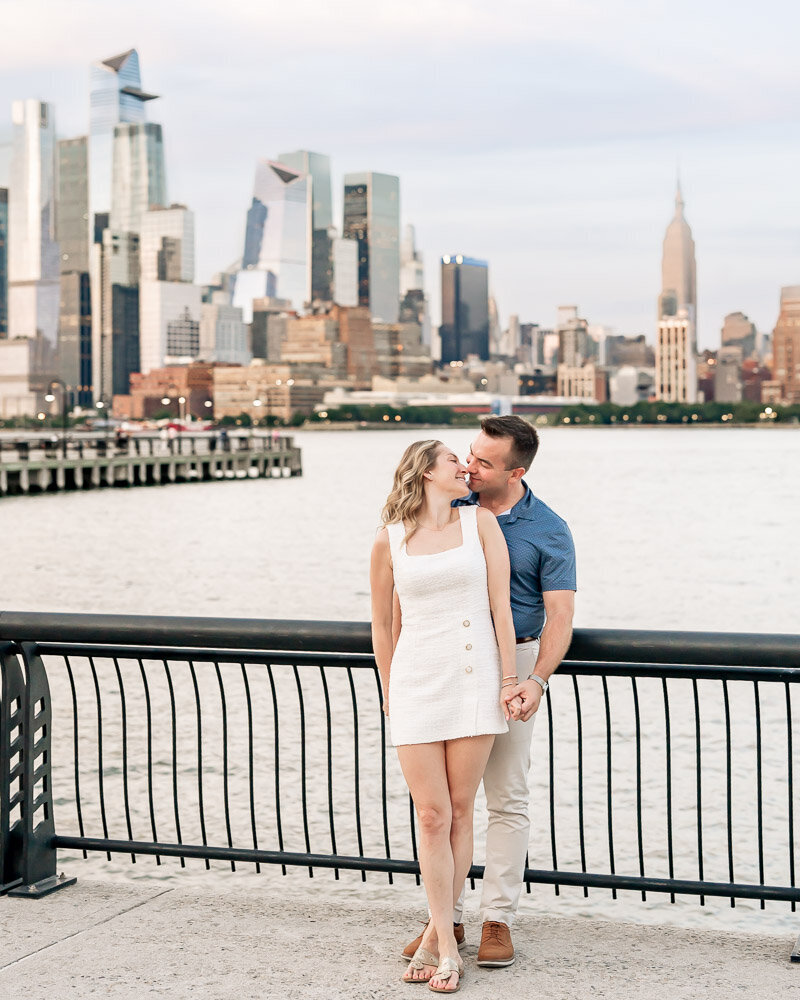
left=0, top=2, right=799, bottom=347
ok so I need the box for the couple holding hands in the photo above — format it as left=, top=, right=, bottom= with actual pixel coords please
left=371, top=415, right=576, bottom=993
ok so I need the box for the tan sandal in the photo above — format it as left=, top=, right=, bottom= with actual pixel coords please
left=428, top=956, right=463, bottom=994
left=402, top=946, right=439, bottom=984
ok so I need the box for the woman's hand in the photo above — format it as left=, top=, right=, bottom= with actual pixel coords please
left=501, top=689, right=524, bottom=721
left=382, top=691, right=389, bottom=717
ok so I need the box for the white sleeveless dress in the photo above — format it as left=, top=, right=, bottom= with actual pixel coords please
left=386, top=505, right=508, bottom=746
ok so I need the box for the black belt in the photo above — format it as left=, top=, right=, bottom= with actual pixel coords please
left=516, top=635, right=540, bottom=645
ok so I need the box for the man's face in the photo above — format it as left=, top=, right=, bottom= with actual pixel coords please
left=465, top=431, right=518, bottom=497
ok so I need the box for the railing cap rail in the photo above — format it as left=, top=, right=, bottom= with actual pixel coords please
left=0, top=611, right=798, bottom=667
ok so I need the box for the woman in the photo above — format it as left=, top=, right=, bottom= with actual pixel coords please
left=370, top=440, right=520, bottom=994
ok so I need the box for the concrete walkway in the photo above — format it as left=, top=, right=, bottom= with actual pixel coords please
left=1, top=880, right=797, bottom=999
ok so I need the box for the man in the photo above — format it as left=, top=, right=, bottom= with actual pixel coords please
left=403, top=414, right=576, bottom=971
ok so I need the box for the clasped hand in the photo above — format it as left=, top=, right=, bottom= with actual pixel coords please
left=501, top=679, right=541, bottom=723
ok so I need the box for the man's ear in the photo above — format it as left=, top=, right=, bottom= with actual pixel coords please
left=508, top=467, right=525, bottom=485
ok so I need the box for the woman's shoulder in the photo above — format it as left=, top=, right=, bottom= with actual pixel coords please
left=475, top=505, right=497, bottom=524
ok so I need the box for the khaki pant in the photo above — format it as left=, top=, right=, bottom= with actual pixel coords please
left=455, top=640, right=539, bottom=927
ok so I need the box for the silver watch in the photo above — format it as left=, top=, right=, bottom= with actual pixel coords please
left=528, top=673, right=549, bottom=694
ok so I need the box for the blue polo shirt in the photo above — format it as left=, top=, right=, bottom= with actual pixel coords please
left=455, top=481, right=576, bottom=639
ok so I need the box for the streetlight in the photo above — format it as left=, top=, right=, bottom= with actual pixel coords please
left=44, top=378, right=69, bottom=459
left=252, top=398, right=263, bottom=428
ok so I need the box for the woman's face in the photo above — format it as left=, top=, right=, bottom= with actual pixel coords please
left=426, top=446, right=469, bottom=498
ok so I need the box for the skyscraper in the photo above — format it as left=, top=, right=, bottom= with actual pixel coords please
left=0, top=189, right=7, bottom=338
left=279, top=150, right=333, bottom=302
left=233, top=160, right=311, bottom=320
left=772, top=286, right=800, bottom=404
left=342, top=172, right=400, bottom=323
left=109, top=122, right=167, bottom=233
left=139, top=205, right=201, bottom=373
left=89, top=49, right=158, bottom=244
left=656, top=182, right=697, bottom=401
left=56, top=136, right=92, bottom=404
left=8, top=100, right=60, bottom=361
left=439, top=255, right=489, bottom=363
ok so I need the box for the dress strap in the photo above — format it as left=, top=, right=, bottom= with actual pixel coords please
left=459, top=504, right=480, bottom=546
left=385, top=521, right=406, bottom=561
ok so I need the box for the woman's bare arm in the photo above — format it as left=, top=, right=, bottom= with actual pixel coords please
left=370, top=527, right=395, bottom=713
left=476, top=507, right=518, bottom=720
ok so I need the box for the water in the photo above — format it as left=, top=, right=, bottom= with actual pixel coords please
left=2, top=427, right=799, bottom=936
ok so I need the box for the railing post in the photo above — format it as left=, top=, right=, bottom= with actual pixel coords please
left=1, top=642, right=24, bottom=893
left=7, top=642, right=75, bottom=897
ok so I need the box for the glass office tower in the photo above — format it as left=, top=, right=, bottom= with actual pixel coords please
left=279, top=150, right=333, bottom=302
left=89, top=49, right=158, bottom=244
left=0, top=189, right=7, bottom=338
left=233, top=160, right=311, bottom=320
left=110, top=122, right=167, bottom=233
left=440, top=255, right=490, bottom=363
left=56, top=136, right=92, bottom=404
left=342, top=172, right=400, bottom=323
left=8, top=100, right=60, bottom=354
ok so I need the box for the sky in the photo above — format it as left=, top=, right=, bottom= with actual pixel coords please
left=1, top=0, right=799, bottom=348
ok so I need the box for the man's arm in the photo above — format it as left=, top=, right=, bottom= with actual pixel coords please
left=510, top=589, right=574, bottom=722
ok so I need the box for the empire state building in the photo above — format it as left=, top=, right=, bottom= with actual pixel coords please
left=656, top=183, right=698, bottom=402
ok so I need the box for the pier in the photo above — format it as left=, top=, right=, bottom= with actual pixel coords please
left=0, top=431, right=302, bottom=496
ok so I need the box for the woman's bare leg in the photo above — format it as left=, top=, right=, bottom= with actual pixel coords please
left=396, top=741, right=452, bottom=982
left=397, top=735, right=495, bottom=990
left=446, top=735, right=495, bottom=919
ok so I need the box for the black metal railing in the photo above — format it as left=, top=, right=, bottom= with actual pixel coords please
left=1, top=612, right=799, bottom=951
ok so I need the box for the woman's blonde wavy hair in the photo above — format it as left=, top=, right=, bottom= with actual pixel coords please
left=381, top=439, right=444, bottom=543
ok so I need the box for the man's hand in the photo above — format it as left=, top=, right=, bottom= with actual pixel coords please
left=505, top=678, right=543, bottom=722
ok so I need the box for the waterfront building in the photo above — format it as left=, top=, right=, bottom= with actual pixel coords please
left=657, top=310, right=697, bottom=402
left=605, top=334, right=654, bottom=368
left=334, top=305, right=376, bottom=384
left=212, top=362, right=326, bottom=421
left=0, top=188, right=7, bottom=338
left=58, top=273, right=92, bottom=407
left=342, top=172, right=400, bottom=323
left=656, top=183, right=697, bottom=401
left=0, top=339, right=37, bottom=416
left=109, top=122, right=167, bottom=233
left=56, top=136, right=92, bottom=405
left=609, top=365, right=655, bottom=406
left=280, top=313, right=347, bottom=377
left=251, top=297, right=292, bottom=362
left=556, top=305, right=596, bottom=397
left=715, top=346, right=743, bottom=403
left=138, top=206, right=200, bottom=373
left=200, top=297, right=250, bottom=366
left=440, top=255, right=489, bottom=363
left=332, top=237, right=358, bottom=307
left=233, top=160, right=311, bottom=321
left=8, top=100, right=60, bottom=361
left=373, top=321, right=432, bottom=380
left=771, top=285, right=800, bottom=404
left=720, top=311, right=757, bottom=360
left=278, top=150, right=333, bottom=303
left=120, top=362, right=214, bottom=419
left=89, top=49, right=158, bottom=246
left=91, top=230, right=140, bottom=398
left=557, top=362, right=606, bottom=401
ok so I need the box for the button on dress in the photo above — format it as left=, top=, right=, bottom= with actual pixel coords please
left=386, top=505, right=508, bottom=746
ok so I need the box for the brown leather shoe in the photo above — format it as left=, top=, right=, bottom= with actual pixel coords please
left=477, top=920, right=515, bottom=967
left=401, top=922, right=466, bottom=960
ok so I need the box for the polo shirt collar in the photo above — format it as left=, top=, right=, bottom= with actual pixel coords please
left=457, top=480, right=536, bottom=524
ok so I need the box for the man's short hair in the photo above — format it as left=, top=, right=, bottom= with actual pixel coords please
left=480, top=415, right=540, bottom=471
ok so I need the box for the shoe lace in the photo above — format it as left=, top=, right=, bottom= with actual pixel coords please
left=487, top=922, right=506, bottom=941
